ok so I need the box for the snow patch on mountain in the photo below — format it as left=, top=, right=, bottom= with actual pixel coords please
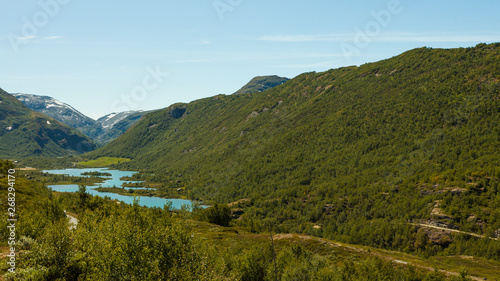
left=13, top=93, right=105, bottom=140
left=14, top=93, right=151, bottom=144
left=97, top=111, right=143, bottom=129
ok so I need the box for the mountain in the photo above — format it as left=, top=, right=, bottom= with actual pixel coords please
left=233, top=75, right=289, bottom=95
left=88, top=43, right=500, bottom=258
left=95, top=110, right=150, bottom=143
left=97, top=111, right=142, bottom=130
left=89, top=44, right=500, bottom=198
left=0, top=89, right=97, bottom=158
left=13, top=94, right=149, bottom=144
left=12, top=76, right=289, bottom=144
left=13, top=93, right=105, bottom=140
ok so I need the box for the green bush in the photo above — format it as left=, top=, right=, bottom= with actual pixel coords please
left=200, top=203, right=232, bottom=227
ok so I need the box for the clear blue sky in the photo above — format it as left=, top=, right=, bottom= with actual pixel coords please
left=1, top=0, right=499, bottom=119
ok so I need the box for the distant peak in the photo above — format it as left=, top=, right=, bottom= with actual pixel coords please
left=233, top=75, right=289, bottom=95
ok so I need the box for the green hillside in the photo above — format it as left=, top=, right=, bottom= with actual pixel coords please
left=88, top=43, right=500, bottom=259
left=3, top=159, right=487, bottom=280
left=0, top=89, right=97, bottom=158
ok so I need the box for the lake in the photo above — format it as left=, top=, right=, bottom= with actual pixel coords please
left=43, top=168, right=199, bottom=209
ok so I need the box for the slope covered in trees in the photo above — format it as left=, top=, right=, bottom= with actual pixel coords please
left=0, top=89, right=97, bottom=158
left=0, top=160, right=491, bottom=280
left=88, top=43, right=500, bottom=258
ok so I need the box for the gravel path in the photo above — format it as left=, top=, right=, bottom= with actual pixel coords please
left=65, top=212, right=78, bottom=230
left=412, top=223, right=498, bottom=241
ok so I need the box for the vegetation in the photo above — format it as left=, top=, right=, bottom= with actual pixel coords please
left=87, top=43, right=500, bottom=263
left=14, top=156, right=78, bottom=170
left=0, top=160, right=493, bottom=280
left=92, top=186, right=176, bottom=199
left=80, top=171, right=112, bottom=177
left=233, top=75, right=290, bottom=95
left=77, top=157, right=131, bottom=167
left=20, top=169, right=107, bottom=186
left=93, top=175, right=189, bottom=199
left=3, top=43, right=500, bottom=279
left=198, top=203, right=232, bottom=226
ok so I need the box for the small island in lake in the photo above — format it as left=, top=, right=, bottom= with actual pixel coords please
left=81, top=171, right=112, bottom=177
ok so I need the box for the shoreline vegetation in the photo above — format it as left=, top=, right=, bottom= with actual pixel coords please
left=80, top=171, right=112, bottom=177
left=93, top=186, right=187, bottom=200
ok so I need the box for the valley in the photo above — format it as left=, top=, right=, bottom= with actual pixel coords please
left=1, top=44, right=500, bottom=280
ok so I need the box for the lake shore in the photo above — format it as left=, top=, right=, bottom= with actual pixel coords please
left=94, top=186, right=186, bottom=200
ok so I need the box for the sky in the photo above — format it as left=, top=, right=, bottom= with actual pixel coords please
left=1, top=0, right=500, bottom=119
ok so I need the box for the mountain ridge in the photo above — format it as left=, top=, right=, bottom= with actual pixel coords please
left=13, top=93, right=106, bottom=140
left=87, top=44, right=500, bottom=256
left=0, top=90, right=97, bottom=158
left=13, top=75, right=291, bottom=144
left=13, top=93, right=149, bottom=144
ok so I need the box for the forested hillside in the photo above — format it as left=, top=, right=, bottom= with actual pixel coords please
left=0, top=89, right=97, bottom=158
left=1, top=159, right=492, bottom=280
left=88, top=43, right=500, bottom=259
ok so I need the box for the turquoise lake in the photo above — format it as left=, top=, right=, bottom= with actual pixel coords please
left=43, top=168, right=198, bottom=209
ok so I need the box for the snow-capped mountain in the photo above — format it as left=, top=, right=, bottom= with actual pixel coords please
left=13, top=94, right=149, bottom=144
left=98, top=111, right=143, bottom=129
left=1, top=90, right=97, bottom=157
left=97, top=110, right=150, bottom=141
left=13, top=93, right=105, bottom=140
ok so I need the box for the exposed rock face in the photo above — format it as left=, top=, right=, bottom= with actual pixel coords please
left=424, top=228, right=453, bottom=246
left=231, top=208, right=244, bottom=218
left=430, top=200, right=453, bottom=220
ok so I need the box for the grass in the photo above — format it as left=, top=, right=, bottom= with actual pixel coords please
left=77, top=157, right=131, bottom=167
left=189, top=220, right=500, bottom=280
